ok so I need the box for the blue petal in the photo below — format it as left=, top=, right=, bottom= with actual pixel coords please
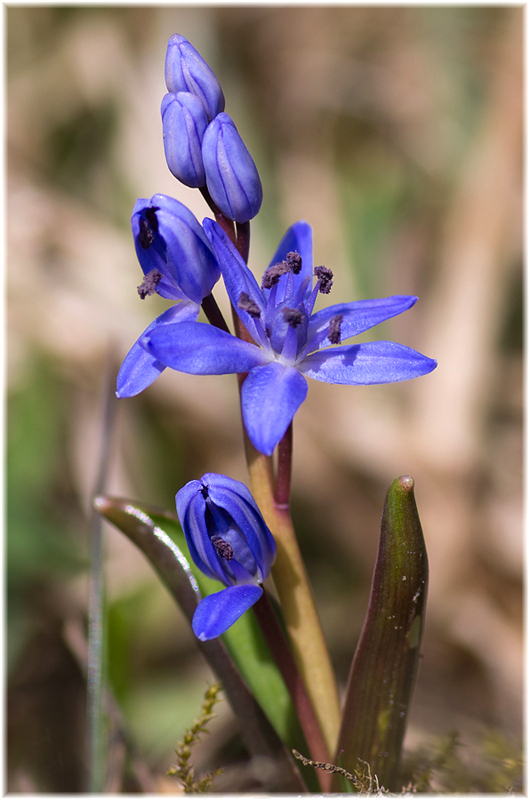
left=142, top=321, right=270, bottom=374
left=177, top=485, right=230, bottom=585
left=241, top=363, right=308, bottom=456
left=161, top=92, right=208, bottom=187
left=202, top=219, right=269, bottom=350
left=306, top=295, right=418, bottom=353
left=263, top=221, right=313, bottom=306
left=205, top=476, right=276, bottom=581
left=116, top=302, right=200, bottom=398
left=202, top=113, right=263, bottom=223
left=192, top=584, right=263, bottom=640
left=165, top=34, right=225, bottom=121
left=299, top=340, right=438, bottom=384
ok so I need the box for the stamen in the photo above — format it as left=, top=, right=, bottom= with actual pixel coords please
left=137, top=268, right=163, bottom=299
left=282, top=307, right=303, bottom=328
left=211, top=535, right=234, bottom=561
left=138, top=218, right=155, bottom=249
left=144, top=206, right=159, bottom=232
left=261, top=260, right=291, bottom=289
left=286, top=251, right=302, bottom=275
left=238, top=292, right=261, bottom=318
left=314, top=266, right=334, bottom=294
left=328, top=314, right=343, bottom=345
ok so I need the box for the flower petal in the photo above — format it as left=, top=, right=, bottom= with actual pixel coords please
left=202, top=218, right=269, bottom=349
left=192, top=584, right=263, bottom=640
left=142, top=321, right=269, bottom=374
left=116, top=302, right=200, bottom=398
left=205, top=476, right=276, bottom=581
left=306, top=295, right=418, bottom=352
left=264, top=221, right=313, bottom=305
left=299, top=340, right=438, bottom=384
left=241, top=363, right=308, bottom=456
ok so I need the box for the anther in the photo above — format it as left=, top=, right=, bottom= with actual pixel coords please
left=286, top=251, right=302, bottom=275
left=314, top=266, right=334, bottom=294
left=238, top=292, right=261, bottom=318
left=144, top=206, right=159, bottom=232
left=261, top=260, right=291, bottom=289
left=137, top=268, right=163, bottom=299
left=282, top=307, right=303, bottom=328
left=138, top=218, right=155, bottom=249
left=211, top=535, right=234, bottom=561
left=328, top=314, right=343, bottom=345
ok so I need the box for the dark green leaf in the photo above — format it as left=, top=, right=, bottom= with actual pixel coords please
left=334, top=476, right=428, bottom=792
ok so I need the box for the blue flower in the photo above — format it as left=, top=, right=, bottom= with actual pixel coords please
left=141, top=220, right=437, bottom=455
left=165, top=34, right=225, bottom=121
left=202, top=113, right=263, bottom=223
left=116, top=194, right=220, bottom=398
left=176, top=473, right=276, bottom=640
left=161, top=92, right=209, bottom=187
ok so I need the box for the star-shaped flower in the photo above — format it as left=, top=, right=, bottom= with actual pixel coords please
left=141, top=220, right=437, bottom=455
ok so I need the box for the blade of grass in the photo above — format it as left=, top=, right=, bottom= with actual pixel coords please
left=87, top=354, right=116, bottom=792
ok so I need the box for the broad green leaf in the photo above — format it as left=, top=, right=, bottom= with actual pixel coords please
left=94, top=495, right=308, bottom=792
left=333, top=476, right=428, bottom=792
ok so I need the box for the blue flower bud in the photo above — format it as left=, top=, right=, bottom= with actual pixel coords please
left=161, top=92, right=208, bottom=187
left=132, top=194, right=220, bottom=304
left=202, top=113, right=263, bottom=224
left=165, top=33, right=225, bottom=122
left=176, top=473, right=276, bottom=640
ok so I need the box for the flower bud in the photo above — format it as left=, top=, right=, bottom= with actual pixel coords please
left=202, top=113, right=263, bottom=224
left=132, top=194, right=220, bottom=304
left=161, top=92, right=208, bottom=187
left=165, top=33, right=225, bottom=121
left=176, top=473, right=276, bottom=640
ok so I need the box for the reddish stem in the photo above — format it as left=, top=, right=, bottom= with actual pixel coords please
left=201, top=293, right=230, bottom=333
left=275, top=423, right=293, bottom=508
left=252, top=591, right=331, bottom=792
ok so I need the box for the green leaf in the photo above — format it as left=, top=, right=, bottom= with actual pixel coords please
left=94, top=495, right=307, bottom=792
left=333, top=476, right=428, bottom=792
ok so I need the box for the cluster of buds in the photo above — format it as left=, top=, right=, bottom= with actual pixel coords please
left=162, top=34, right=263, bottom=223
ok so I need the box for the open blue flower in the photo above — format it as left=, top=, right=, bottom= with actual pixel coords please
left=141, top=220, right=437, bottom=455
left=176, top=473, right=276, bottom=640
left=116, top=194, right=220, bottom=398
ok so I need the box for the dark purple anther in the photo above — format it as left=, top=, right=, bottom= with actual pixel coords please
left=137, top=269, right=163, bottom=299
left=138, top=218, right=155, bottom=249
left=238, top=292, right=261, bottom=318
left=211, top=535, right=234, bottom=561
left=282, top=307, right=303, bottom=328
left=261, top=260, right=292, bottom=289
left=314, top=265, right=334, bottom=294
left=286, top=251, right=302, bottom=275
left=328, top=314, right=343, bottom=345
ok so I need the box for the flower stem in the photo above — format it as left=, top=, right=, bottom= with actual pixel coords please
left=200, top=186, right=235, bottom=242
left=248, top=457, right=341, bottom=757
left=252, top=591, right=331, bottom=792
left=275, top=423, right=293, bottom=507
left=201, top=293, right=230, bottom=333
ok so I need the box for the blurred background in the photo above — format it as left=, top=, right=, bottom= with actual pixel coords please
left=7, top=5, right=523, bottom=793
